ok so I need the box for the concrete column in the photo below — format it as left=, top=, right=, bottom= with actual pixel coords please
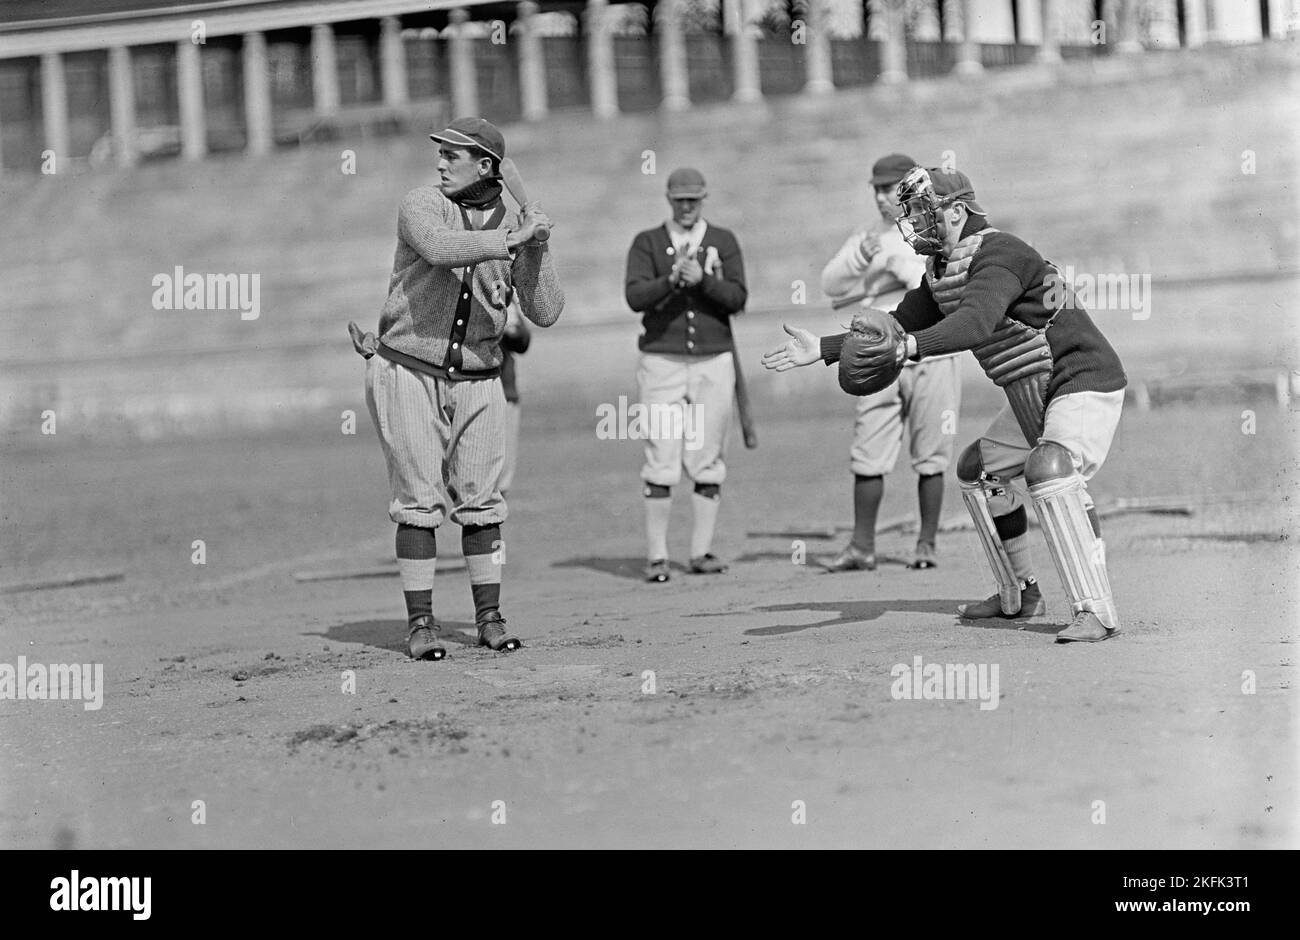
left=1036, top=0, right=1061, bottom=62
left=878, top=0, right=908, bottom=85
left=380, top=16, right=410, bottom=107
left=448, top=8, right=479, bottom=117
left=1116, top=0, right=1143, bottom=51
left=952, top=0, right=985, bottom=74
left=516, top=2, right=548, bottom=121
left=311, top=23, right=341, bottom=115
left=107, top=45, right=137, bottom=167
left=586, top=0, right=619, bottom=119
left=243, top=31, right=273, bottom=155
left=1181, top=0, right=1208, bottom=46
left=40, top=52, right=70, bottom=165
left=176, top=39, right=207, bottom=161
left=803, top=0, right=835, bottom=94
left=726, top=0, right=762, bottom=103
left=658, top=0, right=691, bottom=111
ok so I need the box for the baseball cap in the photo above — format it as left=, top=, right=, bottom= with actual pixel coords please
left=926, top=167, right=986, bottom=216
left=430, top=116, right=505, bottom=163
left=870, top=153, right=917, bottom=186
left=666, top=167, right=708, bottom=199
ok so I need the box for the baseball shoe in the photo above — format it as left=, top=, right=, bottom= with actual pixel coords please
left=644, top=558, right=671, bottom=583
left=957, top=580, right=1045, bottom=619
left=820, top=544, right=877, bottom=572
left=908, top=542, right=938, bottom=570
left=689, top=553, right=728, bottom=574
left=406, top=616, right=446, bottom=661
left=1055, top=611, right=1120, bottom=643
left=477, top=610, right=522, bottom=652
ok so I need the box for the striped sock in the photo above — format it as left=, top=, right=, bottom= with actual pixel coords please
left=395, top=524, right=436, bottom=625
left=463, top=523, right=502, bottom=621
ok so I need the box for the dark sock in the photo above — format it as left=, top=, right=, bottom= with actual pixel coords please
left=471, top=582, right=501, bottom=619
left=852, top=474, right=884, bottom=554
left=917, top=473, right=944, bottom=546
left=396, top=524, right=435, bottom=625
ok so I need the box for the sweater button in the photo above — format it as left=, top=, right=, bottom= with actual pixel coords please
left=687, top=311, right=694, bottom=318
left=452, top=342, right=459, bottom=349
left=457, top=319, right=463, bottom=326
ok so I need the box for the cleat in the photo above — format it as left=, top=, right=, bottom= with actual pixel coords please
left=909, top=542, right=938, bottom=570
left=407, top=616, right=446, bottom=661
left=477, top=610, right=522, bottom=652
left=958, top=580, right=1045, bottom=619
left=644, top=558, right=671, bottom=583
left=820, top=544, right=877, bottom=572
left=1055, top=611, right=1120, bottom=643
left=689, top=553, right=728, bottom=574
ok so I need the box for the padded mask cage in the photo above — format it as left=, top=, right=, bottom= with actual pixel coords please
left=895, top=166, right=954, bottom=256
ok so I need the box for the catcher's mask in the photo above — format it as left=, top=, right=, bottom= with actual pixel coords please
left=895, top=166, right=970, bottom=256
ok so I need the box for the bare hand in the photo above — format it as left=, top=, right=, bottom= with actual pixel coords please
left=761, top=324, right=820, bottom=372
left=676, top=257, right=704, bottom=287
left=858, top=233, right=881, bottom=264
left=507, top=206, right=553, bottom=248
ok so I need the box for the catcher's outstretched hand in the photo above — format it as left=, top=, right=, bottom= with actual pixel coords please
left=761, top=324, right=820, bottom=372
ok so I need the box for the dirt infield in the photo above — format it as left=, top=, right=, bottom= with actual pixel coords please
left=3, top=393, right=1296, bottom=849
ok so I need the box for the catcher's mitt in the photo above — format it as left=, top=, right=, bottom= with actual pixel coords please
left=838, top=307, right=907, bottom=396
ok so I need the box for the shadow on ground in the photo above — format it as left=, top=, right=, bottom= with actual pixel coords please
left=681, top=597, right=1060, bottom=637
left=308, top=618, right=482, bottom=653
left=552, top=556, right=691, bottom=580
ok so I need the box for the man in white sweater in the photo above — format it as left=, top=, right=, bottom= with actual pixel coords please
left=817, top=153, right=961, bottom=572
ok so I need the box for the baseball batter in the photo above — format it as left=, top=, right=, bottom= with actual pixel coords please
left=763, top=166, right=1127, bottom=643
left=817, top=153, right=962, bottom=572
left=349, top=117, right=563, bottom=659
left=624, top=167, right=748, bottom=583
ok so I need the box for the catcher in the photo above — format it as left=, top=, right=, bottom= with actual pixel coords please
left=762, top=166, right=1127, bottom=643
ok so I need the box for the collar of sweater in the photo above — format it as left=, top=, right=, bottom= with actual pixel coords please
left=447, top=178, right=504, bottom=210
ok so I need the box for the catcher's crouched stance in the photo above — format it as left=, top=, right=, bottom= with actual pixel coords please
left=764, top=166, right=1126, bottom=643
left=349, top=117, right=563, bottom=660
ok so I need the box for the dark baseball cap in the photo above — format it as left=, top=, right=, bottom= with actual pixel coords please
left=926, top=167, right=986, bottom=215
left=666, top=167, right=707, bottom=198
left=870, top=153, right=917, bottom=186
left=430, top=116, right=505, bottom=163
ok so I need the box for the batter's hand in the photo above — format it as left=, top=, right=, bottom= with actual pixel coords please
left=676, top=257, right=704, bottom=287
left=507, top=207, right=552, bottom=248
left=761, top=324, right=820, bottom=372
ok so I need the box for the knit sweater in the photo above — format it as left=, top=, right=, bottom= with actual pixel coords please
left=375, top=185, right=564, bottom=379
left=625, top=222, right=747, bottom=355
left=821, top=218, right=1126, bottom=403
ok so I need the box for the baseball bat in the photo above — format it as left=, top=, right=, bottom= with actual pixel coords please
left=498, top=157, right=549, bottom=242
left=732, top=342, right=758, bottom=449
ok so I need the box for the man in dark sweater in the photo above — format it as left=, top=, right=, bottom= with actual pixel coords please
left=625, top=167, right=748, bottom=583
left=763, top=166, right=1127, bottom=643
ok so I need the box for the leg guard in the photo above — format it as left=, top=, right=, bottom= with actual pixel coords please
left=957, top=443, right=1021, bottom=615
left=1026, top=442, right=1120, bottom=632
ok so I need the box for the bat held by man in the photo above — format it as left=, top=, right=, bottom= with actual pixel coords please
left=499, top=157, right=550, bottom=242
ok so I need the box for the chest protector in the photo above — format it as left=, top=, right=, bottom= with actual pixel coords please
left=928, top=229, right=1053, bottom=445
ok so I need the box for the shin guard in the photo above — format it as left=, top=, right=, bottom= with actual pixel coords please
left=1028, top=474, right=1120, bottom=631
left=959, top=478, right=1022, bottom=615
